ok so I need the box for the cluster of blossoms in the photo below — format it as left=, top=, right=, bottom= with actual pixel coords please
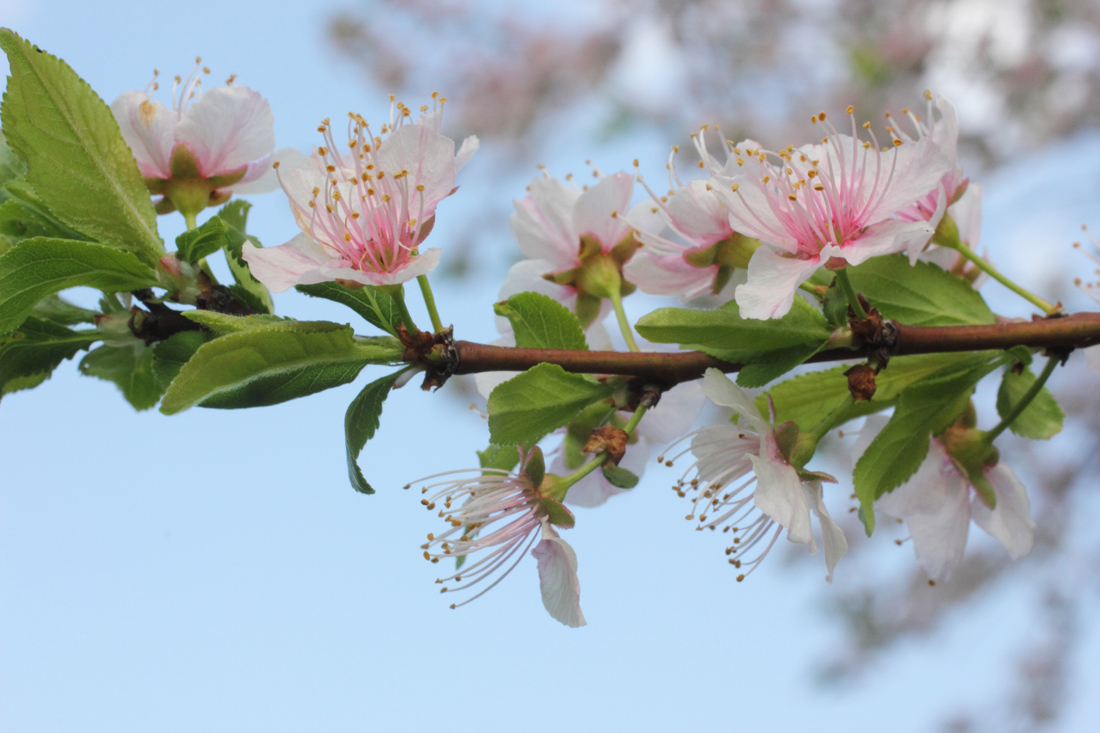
left=113, top=69, right=1039, bottom=627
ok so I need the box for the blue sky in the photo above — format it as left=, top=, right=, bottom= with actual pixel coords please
left=2, top=1, right=1100, bottom=730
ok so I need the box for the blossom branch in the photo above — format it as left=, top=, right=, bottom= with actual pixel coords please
left=449, top=313, right=1100, bottom=384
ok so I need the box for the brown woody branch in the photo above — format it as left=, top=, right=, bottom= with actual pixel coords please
left=450, top=313, right=1100, bottom=386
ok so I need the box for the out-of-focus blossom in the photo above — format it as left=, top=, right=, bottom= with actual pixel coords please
left=857, top=416, right=1035, bottom=583
left=415, top=447, right=585, bottom=627
left=242, top=97, right=478, bottom=292
left=710, top=107, right=951, bottom=319
left=664, top=369, right=847, bottom=581
left=500, top=170, right=658, bottom=326
left=111, top=61, right=276, bottom=217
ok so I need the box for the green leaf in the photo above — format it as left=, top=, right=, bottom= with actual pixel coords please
left=636, top=297, right=830, bottom=363
left=0, top=237, right=157, bottom=333
left=159, top=321, right=394, bottom=413
left=80, top=343, right=163, bottom=410
left=0, top=128, right=23, bottom=201
left=216, top=201, right=273, bottom=314
left=853, top=359, right=1001, bottom=534
left=0, top=30, right=164, bottom=266
left=996, top=366, right=1064, bottom=440
left=29, top=293, right=97, bottom=325
left=152, top=330, right=214, bottom=390
left=0, top=199, right=77, bottom=243
left=762, top=352, right=1001, bottom=432
left=0, top=316, right=96, bottom=397
left=174, top=216, right=232, bottom=263
left=477, top=444, right=521, bottom=472
left=487, top=363, right=614, bottom=446
left=345, top=368, right=407, bottom=494
left=494, top=292, right=588, bottom=350
left=736, top=346, right=824, bottom=388
left=846, top=254, right=995, bottom=326
left=182, top=310, right=291, bottom=333
left=297, top=281, right=402, bottom=337
left=600, top=463, right=639, bottom=489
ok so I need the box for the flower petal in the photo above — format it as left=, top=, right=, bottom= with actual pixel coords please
left=749, top=455, right=812, bottom=545
left=241, top=233, right=333, bottom=293
left=734, top=245, right=821, bottom=319
left=905, top=479, right=970, bottom=583
left=701, top=369, right=767, bottom=433
left=532, top=522, right=586, bottom=627
left=804, top=481, right=848, bottom=582
left=176, top=86, right=275, bottom=177
left=111, top=91, right=175, bottom=179
left=572, top=171, right=635, bottom=248
left=972, top=463, right=1034, bottom=560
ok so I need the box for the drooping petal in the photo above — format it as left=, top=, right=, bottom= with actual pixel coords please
left=749, top=454, right=813, bottom=545
left=176, top=86, right=275, bottom=177
left=734, top=245, right=821, bottom=319
left=532, top=521, right=586, bottom=627
left=701, top=369, right=768, bottom=434
left=804, top=481, right=848, bottom=582
left=972, top=463, right=1034, bottom=560
left=111, top=92, right=176, bottom=179
left=904, top=478, right=971, bottom=583
left=455, top=135, right=480, bottom=171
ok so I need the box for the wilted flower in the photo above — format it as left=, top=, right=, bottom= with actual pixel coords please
left=111, top=60, right=276, bottom=218
left=664, top=369, right=847, bottom=581
left=710, top=105, right=951, bottom=318
left=242, top=96, right=478, bottom=292
left=415, top=447, right=585, bottom=627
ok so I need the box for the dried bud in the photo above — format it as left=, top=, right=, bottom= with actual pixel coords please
left=583, top=424, right=629, bottom=465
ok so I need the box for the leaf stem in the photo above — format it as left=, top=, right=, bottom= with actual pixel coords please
left=417, top=274, right=444, bottom=333
left=952, top=241, right=1058, bottom=315
left=834, top=269, right=868, bottom=320
left=983, top=354, right=1060, bottom=443
left=609, top=290, right=640, bottom=352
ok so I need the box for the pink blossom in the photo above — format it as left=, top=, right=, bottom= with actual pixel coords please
left=500, top=171, right=658, bottom=325
left=111, top=61, right=277, bottom=214
left=710, top=108, right=951, bottom=319
left=857, top=415, right=1034, bottom=583
left=894, top=93, right=968, bottom=226
left=665, top=369, right=847, bottom=581
left=242, top=98, right=478, bottom=292
left=416, top=448, right=585, bottom=627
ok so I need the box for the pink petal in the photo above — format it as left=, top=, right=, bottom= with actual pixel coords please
left=623, top=250, right=717, bottom=299
left=734, top=246, right=820, bottom=319
left=972, top=464, right=1034, bottom=560
left=176, top=86, right=275, bottom=177
left=511, top=176, right=582, bottom=266
left=376, top=118, right=460, bottom=210
left=241, top=233, right=333, bottom=293
left=572, top=171, right=634, bottom=248
left=532, top=522, right=586, bottom=627
left=111, top=91, right=175, bottom=179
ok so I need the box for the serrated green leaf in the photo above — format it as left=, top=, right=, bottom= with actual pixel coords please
left=494, top=291, right=588, bottom=350
left=487, top=363, right=613, bottom=446
left=636, top=296, right=830, bottom=363
left=477, top=444, right=521, bottom=472
left=345, top=368, right=407, bottom=494
left=80, top=343, right=163, bottom=410
left=182, top=310, right=291, bottom=333
left=996, top=366, right=1064, bottom=440
left=0, top=199, right=74, bottom=243
left=600, top=463, right=639, bottom=489
left=0, top=30, right=163, bottom=266
left=0, top=129, right=23, bottom=201
left=853, top=360, right=1000, bottom=534
left=296, top=281, right=402, bottom=337
left=846, top=254, right=995, bottom=326
left=216, top=201, right=273, bottom=314
left=0, top=316, right=96, bottom=397
left=159, top=322, right=392, bottom=413
left=0, top=237, right=157, bottom=333
left=735, top=344, right=825, bottom=388
left=761, top=352, right=1001, bottom=432
left=175, top=216, right=232, bottom=263
left=152, top=330, right=214, bottom=390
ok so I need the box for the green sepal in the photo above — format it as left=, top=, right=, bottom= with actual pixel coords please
left=540, top=497, right=575, bottom=529
left=477, top=445, right=521, bottom=472
left=523, top=446, right=546, bottom=488
left=600, top=463, right=639, bottom=489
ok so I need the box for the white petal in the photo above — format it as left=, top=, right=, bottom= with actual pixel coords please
left=860, top=136, right=951, bottom=223
left=689, top=424, right=757, bottom=486
left=840, top=218, right=933, bottom=267
left=532, top=522, right=586, bottom=627
left=972, top=463, right=1034, bottom=560
left=734, top=245, right=821, bottom=319
left=710, top=173, right=799, bottom=252
left=376, top=120, right=459, bottom=209
left=664, top=179, right=735, bottom=245
left=572, top=171, right=635, bottom=248
left=110, top=91, right=175, bottom=179
left=623, top=250, right=717, bottom=299
left=225, top=154, right=277, bottom=194
left=750, top=456, right=812, bottom=545
left=510, top=176, right=581, bottom=266
left=176, top=86, right=275, bottom=177
left=455, top=135, right=480, bottom=171
left=327, top=248, right=442, bottom=287
left=876, top=440, right=962, bottom=518
left=1087, top=345, right=1100, bottom=373
left=804, top=481, right=848, bottom=582
left=950, top=183, right=983, bottom=248
left=701, top=369, right=767, bottom=432
left=905, top=480, right=970, bottom=583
